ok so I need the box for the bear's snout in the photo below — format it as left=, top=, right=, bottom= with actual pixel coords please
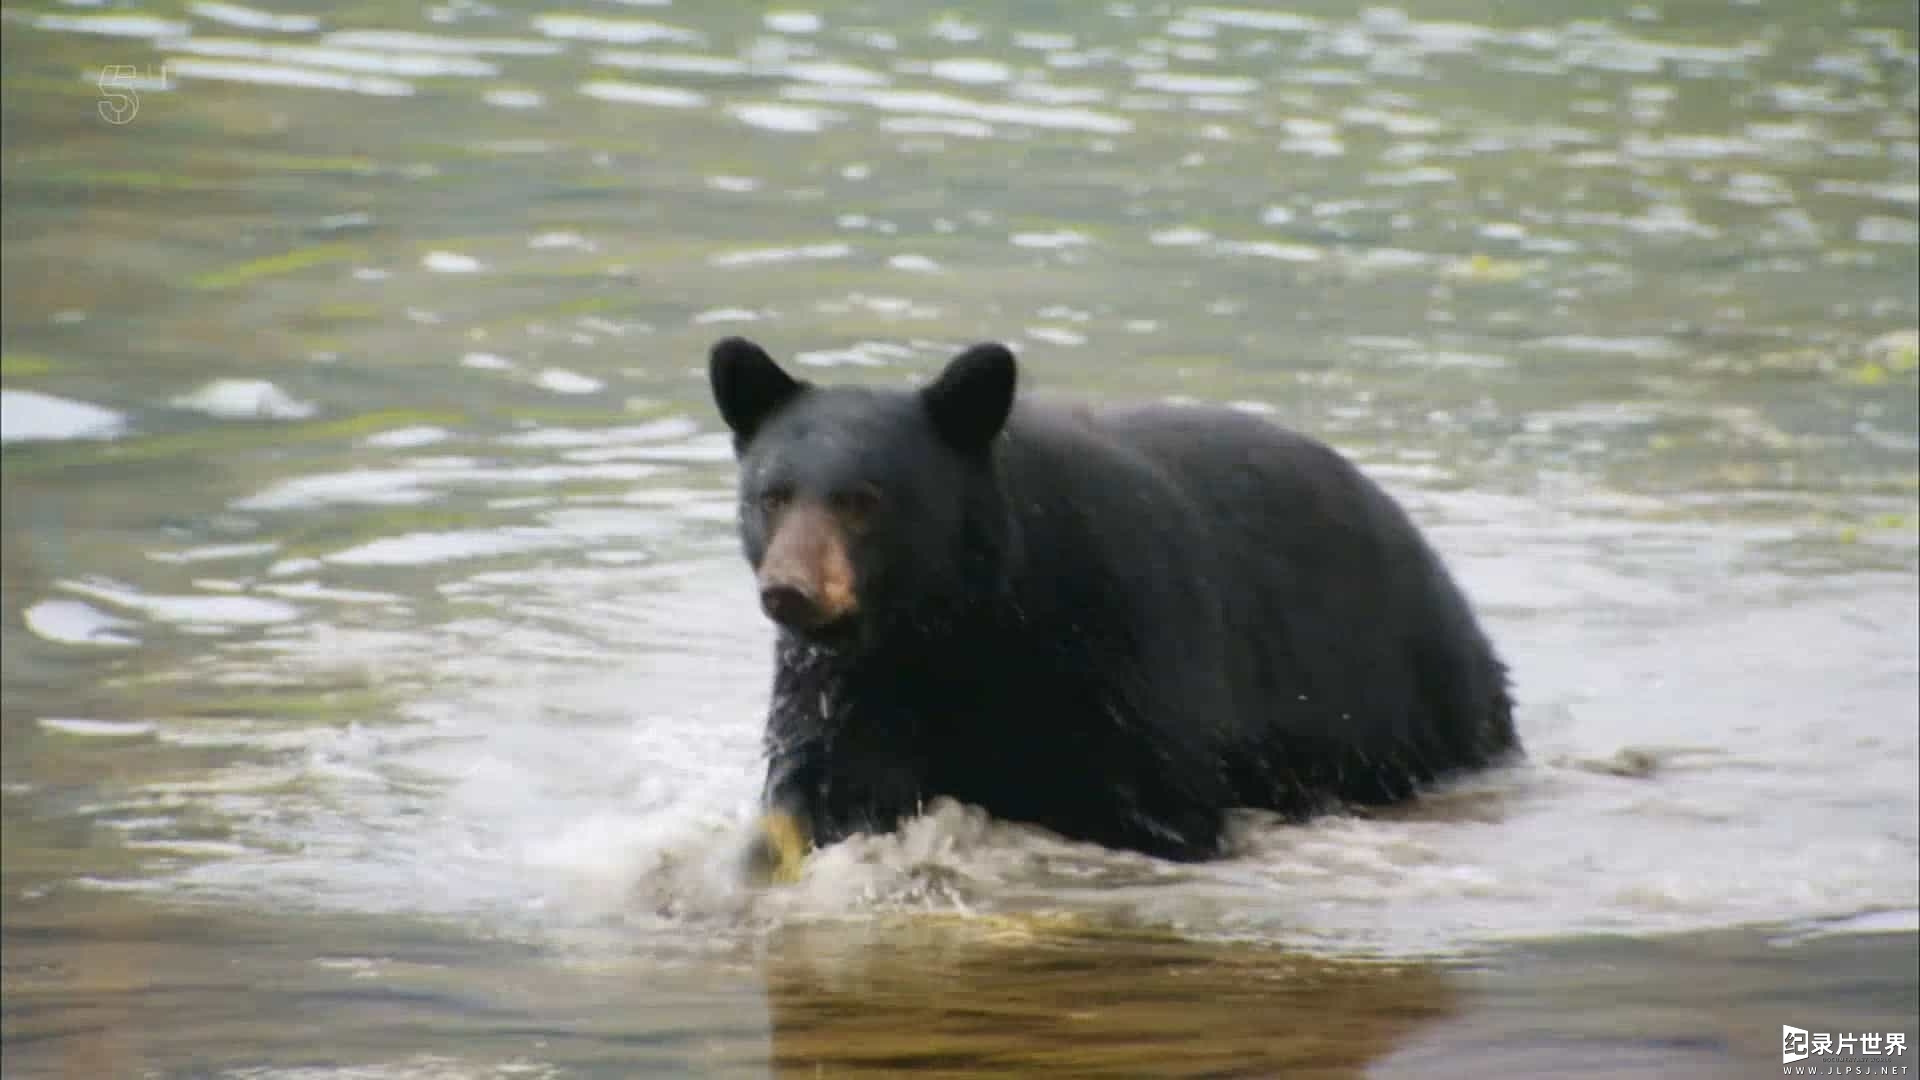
left=759, top=583, right=825, bottom=629
left=755, top=501, right=858, bottom=632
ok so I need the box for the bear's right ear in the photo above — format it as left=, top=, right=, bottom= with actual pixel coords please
left=710, top=337, right=805, bottom=444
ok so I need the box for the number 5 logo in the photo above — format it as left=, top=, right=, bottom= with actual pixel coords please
left=98, top=65, right=139, bottom=125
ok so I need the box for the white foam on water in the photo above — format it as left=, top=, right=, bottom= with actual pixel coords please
left=534, top=369, right=605, bottom=394
left=1530, top=334, right=1684, bottom=359
left=322, top=30, right=563, bottom=55
left=527, top=231, right=593, bottom=251
left=1150, top=225, right=1211, bottom=246
left=708, top=242, right=851, bottom=267
left=497, top=418, right=698, bottom=448
left=0, top=390, right=127, bottom=443
left=929, top=15, right=982, bottom=44
left=783, top=84, right=1133, bottom=134
left=998, top=79, right=1105, bottom=106
left=579, top=80, right=707, bottom=107
left=1781, top=909, right=1920, bottom=943
left=460, top=351, right=515, bottom=370
left=35, top=13, right=189, bottom=37
left=236, top=468, right=444, bottom=510
left=58, top=578, right=302, bottom=628
left=188, top=2, right=320, bottom=33
left=532, top=15, right=701, bottom=46
left=1345, top=108, right=1446, bottom=140
left=793, top=341, right=917, bottom=368
left=482, top=87, right=544, bottom=109
left=929, top=58, right=1013, bottom=85
left=268, top=558, right=324, bottom=577
left=781, top=61, right=889, bottom=88
left=1556, top=24, right=1769, bottom=75
left=1817, top=179, right=1920, bottom=207
left=1219, top=239, right=1323, bottom=262
left=1134, top=71, right=1258, bottom=94
left=422, top=251, right=485, bottom=273
left=881, top=116, right=993, bottom=138
left=727, top=103, right=842, bottom=133
left=256, top=581, right=407, bottom=605
left=324, top=527, right=575, bottom=566
left=170, top=379, right=317, bottom=420
left=1184, top=7, right=1323, bottom=34
left=221, top=1058, right=566, bottom=1079
left=360, top=426, right=452, bottom=449
left=1024, top=327, right=1086, bottom=347
left=149, top=542, right=281, bottom=564
left=236, top=462, right=663, bottom=511
left=167, top=38, right=499, bottom=77
left=1858, top=215, right=1920, bottom=246
left=22, top=600, right=139, bottom=647
left=1013, top=31, right=1075, bottom=50
left=764, top=11, right=822, bottom=35
left=591, top=51, right=748, bottom=77
left=39, top=717, right=159, bottom=737
left=1010, top=229, right=1090, bottom=249
left=124, top=839, right=257, bottom=857
left=168, top=59, right=414, bottom=97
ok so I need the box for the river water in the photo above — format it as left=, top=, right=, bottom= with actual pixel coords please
left=2, top=1, right=1916, bottom=1077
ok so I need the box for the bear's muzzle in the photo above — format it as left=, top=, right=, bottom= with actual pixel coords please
left=756, top=500, right=858, bottom=632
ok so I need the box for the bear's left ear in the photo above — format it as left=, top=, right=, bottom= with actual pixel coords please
left=922, top=343, right=1016, bottom=453
left=711, top=337, right=806, bottom=445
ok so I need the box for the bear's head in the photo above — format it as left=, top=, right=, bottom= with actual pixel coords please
left=709, top=337, right=1017, bottom=651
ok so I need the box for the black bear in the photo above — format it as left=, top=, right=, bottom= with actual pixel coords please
left=711, top=337, right=1516, bottom=868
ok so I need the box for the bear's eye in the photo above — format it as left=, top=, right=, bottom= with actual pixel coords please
left=757, top=487, right=793, bottom=516
left=830, top=486, right=882, bottom=528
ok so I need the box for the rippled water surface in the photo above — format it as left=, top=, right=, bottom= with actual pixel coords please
left=3, top=1, right=1917, bottom=1076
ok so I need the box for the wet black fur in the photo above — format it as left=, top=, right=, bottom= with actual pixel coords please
left=714, top=337, right=1517, bottom=861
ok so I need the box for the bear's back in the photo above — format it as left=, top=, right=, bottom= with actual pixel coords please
left=1025, top=399, right=1420, bottom=596
left=1009, top=398, right=1513, bottom=802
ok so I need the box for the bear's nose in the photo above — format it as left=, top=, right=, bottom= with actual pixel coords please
left=759, top=583, right=824, bottom=629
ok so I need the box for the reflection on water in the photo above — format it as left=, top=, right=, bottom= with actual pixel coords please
left=763, top=920, right=1457, bottom=1078
left=764, top=923, right=1920, bottom=1079
left=7, top=892, right=1913, bottom=1078
left=2, top=0, right=1916, bottom=1075
left=4, top=892, right=1456, bottom=1078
